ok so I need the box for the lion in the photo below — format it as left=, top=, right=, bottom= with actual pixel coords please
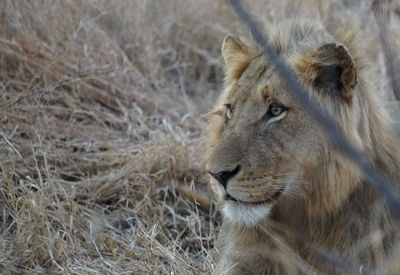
left=206, top=18, right=400, bottom=274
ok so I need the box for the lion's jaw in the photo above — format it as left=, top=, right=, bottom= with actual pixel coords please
left=210, top=176, right=277, bottom=226
left=222, top=200, right=272, bottom=227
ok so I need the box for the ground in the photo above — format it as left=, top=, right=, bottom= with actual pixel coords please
left=0, top=1, right=399, bottom=274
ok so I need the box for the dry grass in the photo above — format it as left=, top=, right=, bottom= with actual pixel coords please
left=0, top=0, right=399, bottom=274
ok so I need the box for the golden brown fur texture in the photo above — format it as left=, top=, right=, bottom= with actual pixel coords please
left=206, top=19, right=400, bottom=274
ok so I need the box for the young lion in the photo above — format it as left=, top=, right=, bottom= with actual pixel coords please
left=207, top=19, right=400, bottom=274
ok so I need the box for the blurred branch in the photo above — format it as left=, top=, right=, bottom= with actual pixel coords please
left=373, top=0, right=400, bottom=100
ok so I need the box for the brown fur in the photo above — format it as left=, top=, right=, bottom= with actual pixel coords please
left=206, top=19, right=400, bottom=274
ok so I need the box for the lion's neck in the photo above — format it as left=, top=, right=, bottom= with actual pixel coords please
left=272, top=144, right=400, bottom=249
left=272, top=181, right=382, bottom=250
left=298, top=154, right=362, bottom=217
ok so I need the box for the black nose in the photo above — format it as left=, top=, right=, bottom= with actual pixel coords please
left=208, top=165, right=241, bottom=189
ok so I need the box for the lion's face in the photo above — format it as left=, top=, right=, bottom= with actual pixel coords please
left=207, top=35, right=357, bottom=226
left=207, top=57, right=322, bottom=226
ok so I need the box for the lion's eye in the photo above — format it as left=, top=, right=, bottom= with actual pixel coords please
left=270, top=105, right=283, bottom=116
left=262, top=104, right=287, bottom=126
left=224, top=104, right=233, bottom=119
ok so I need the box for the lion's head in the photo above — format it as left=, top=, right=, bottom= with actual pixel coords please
left=206, top=20, right=393, bottom=227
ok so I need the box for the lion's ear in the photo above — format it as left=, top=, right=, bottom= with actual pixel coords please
left=222, top=35, right=257, bottom=81
left=294, top=43, right=357, bottom=104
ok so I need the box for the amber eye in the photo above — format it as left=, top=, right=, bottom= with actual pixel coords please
left=225, top=104, right=233, bottom=119
left=270, top=105, right=283, bottom=116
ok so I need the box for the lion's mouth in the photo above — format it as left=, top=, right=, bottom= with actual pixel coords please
left=225, top=187, right=284, bottom=204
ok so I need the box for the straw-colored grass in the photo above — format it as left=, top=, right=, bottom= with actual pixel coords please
left=0, top=0, right=399, bottom=274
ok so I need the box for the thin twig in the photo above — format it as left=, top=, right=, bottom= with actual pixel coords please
left=0, top=131, right=22, bottom=159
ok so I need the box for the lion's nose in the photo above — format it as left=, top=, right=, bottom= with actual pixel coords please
left=207, top=165, right=241, bottom=189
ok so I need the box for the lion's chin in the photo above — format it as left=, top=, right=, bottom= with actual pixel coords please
left=222, top=200, right=271, bottom=227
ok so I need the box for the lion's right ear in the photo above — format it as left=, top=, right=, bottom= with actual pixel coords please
left=293, top=43, right=357, bottom=104
left=222, top=35, right=257, bottom=81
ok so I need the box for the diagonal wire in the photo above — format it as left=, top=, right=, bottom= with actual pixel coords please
left=226, top=0, right=400, bottom=217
